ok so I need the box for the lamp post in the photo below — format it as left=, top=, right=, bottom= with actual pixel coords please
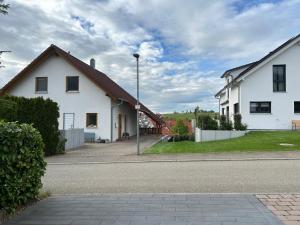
left=133, top=53, right=140, bottom=155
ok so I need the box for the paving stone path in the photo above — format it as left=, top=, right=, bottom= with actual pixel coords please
left=257, top=194, right=300, bottom=225
left=4, top=194, right=283, bottom=225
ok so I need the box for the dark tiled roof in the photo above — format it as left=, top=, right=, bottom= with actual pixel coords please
left=0, top=44, right=164, bottom=125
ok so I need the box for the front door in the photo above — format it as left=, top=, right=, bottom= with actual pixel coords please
left=118, top=114, right=122, bottom=139
left=63, top=113, right=74, bottom=130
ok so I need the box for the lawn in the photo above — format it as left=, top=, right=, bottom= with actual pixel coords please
left=145, top=131, right=300, bottom=154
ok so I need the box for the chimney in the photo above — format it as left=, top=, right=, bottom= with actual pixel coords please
left=90, top=58, right=95, bottom=69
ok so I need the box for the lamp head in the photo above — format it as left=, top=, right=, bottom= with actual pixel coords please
left=133, top=53, right=140, bottom=59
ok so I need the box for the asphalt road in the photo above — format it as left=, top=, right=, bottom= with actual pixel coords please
left=43, top=160, right=300, bottom=194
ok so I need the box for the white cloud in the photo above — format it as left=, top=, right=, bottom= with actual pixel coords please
left=1, top=0, right=300, bottom=113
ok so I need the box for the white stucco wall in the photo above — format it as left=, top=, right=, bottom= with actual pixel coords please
left=8, top=55, right=115, bottom=139
left=240, top=43, right=300, bottom=129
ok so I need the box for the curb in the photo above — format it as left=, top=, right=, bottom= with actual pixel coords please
left=47, top=157, right=300, bottom=165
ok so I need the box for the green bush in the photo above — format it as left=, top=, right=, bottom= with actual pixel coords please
left=0, top=121, right=47, bottom=213
left=0, top=95, right=61, bottom=155
left=219, top=115, right=233, bottom=130
left=197, top=114, right=218, bottom=130
left=0, top=99, right=17, bottom=121
left=234, top=114, right=247, bottom=130
left=171, top=119, right=189, bottom=136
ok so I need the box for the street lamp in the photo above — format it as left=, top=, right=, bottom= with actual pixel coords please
left=133, top=53, right=140, bottom=155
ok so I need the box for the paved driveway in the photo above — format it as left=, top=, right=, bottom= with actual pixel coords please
left=46, top=135, right=160, bottom=164
left=4, top=194, right=283, bottom=225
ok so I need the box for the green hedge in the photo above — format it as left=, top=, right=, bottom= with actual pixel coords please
left=0, top=121, right=46, bottom=213
left=0, top=95, right=61, bottom=155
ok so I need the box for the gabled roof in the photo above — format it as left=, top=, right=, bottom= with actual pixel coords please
left=236, top=33, right=300, bottom=80
left=0, top=44, right=164, bottom=125
left=220, top=61, right=257, bottom=78
left=216, top=33, right=300, bottom=97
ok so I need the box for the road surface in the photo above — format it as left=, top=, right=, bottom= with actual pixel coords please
left=43, top=160, right=300, bottom=194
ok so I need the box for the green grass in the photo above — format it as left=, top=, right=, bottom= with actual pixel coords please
left=162, top=112, right=217, bottom=121
left=145, top=131, right=300, bottom=154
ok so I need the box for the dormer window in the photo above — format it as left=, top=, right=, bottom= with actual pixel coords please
left=273, top=65, right=286, bottom=92
left=66, top=76, right=79, bottom=92
left=35, top=77, right=48, bottom=93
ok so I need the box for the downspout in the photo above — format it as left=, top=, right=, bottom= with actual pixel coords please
left=111, top=98, right=124, bottom=143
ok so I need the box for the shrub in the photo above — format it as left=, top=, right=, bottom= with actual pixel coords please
left=234, top=114, right=247, bottom=131
left=171, top=119, right=189, bottom=136
left=0, top=121, right=47, bottom=213
left=197, top=114, right=218, bottom=130
left=219, top=115, right=233, bottom=130
left=0, top=99, right=17, bottom=121
left=0, top=96, right=61, bottom=155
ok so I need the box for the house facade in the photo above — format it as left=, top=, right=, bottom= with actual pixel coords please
left=215, top=34, right=300, bottom=130
left=0, top=45, right=163, bottom=141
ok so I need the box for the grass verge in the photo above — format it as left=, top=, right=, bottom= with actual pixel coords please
left=145, top=131, right=300, bottom=154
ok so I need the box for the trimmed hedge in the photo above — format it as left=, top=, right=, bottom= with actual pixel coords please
left=0, top=121, right=46, bottom=213
left=0, top=95, right=61, bottom=155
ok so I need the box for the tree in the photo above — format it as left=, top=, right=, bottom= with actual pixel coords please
left=0, top=0, right=9, bottom=15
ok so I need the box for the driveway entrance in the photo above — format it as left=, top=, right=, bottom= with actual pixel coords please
left=4, top=194, right=283, bottom=225
left=46, top=135, right=160, bottom=164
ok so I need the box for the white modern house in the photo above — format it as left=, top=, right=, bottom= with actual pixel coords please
left=215, top=34, right=300, bottom=130
left=0, top=44, right=163, bottom=141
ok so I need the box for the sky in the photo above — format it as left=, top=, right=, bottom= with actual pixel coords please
left=0, top=0, right=300, bottom=113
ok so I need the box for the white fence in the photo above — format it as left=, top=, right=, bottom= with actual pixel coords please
left=195, top=128, right=247, bottom=142
left=60, top=128, right=84, bottom=150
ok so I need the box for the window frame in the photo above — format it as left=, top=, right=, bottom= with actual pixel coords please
left=273, top=64, right=286, bottom=92
left=294, top=101, right=300, bottom=114
left=86, top=113, right=98, bottom=128
left=66, top=76, right=79, bottom=92
left=250, top=101, right=271, bottom=114
left=35, top=77, right=48, bottom=93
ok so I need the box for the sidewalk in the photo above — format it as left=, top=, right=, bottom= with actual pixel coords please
left=4, top=194, right=283, bottom=225
left=47, top=149, right=300, bottom=165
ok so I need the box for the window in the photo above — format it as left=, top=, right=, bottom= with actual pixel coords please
left=86, top=113, right=97, bottom=128
left=226, top=106, right=229, bottom=119
left=234, top=103, right=239, bottom=114
left=294, top=102, right=300, bottom=113
left=35, top=77, right=48, bottom=92
left=66, top=76, right=79, bottom=92
left=273, top=65, right=286, bottom=92
left=222, top=108, right=225, bottom=115
left=250, top=102, right=271, bottom=113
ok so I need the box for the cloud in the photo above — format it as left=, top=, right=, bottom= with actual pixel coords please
left=1, top=0, right=300, bottom=113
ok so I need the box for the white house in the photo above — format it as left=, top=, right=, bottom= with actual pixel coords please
left=0, top=44, right=163, bottom=141
left=215, top=33, right=300, bottom=130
